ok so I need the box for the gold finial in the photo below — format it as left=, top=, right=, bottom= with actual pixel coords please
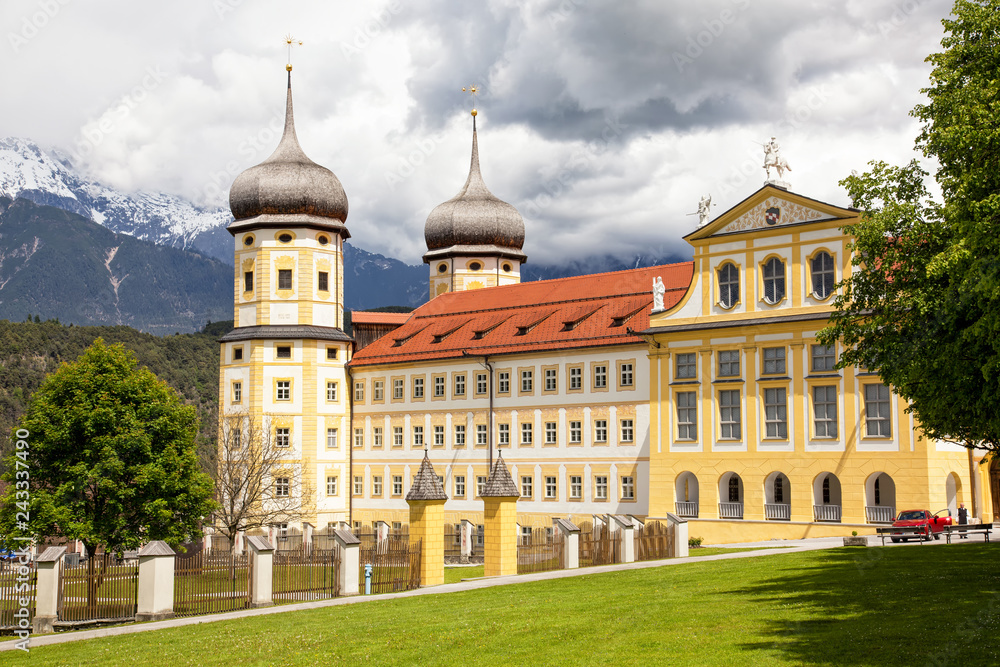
left=462, top=85, right=479, bottom=117
left=285, top=34, right=303, bottom=71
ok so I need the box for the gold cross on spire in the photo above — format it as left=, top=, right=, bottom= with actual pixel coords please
left=462, top=85, right=479, bottom=117
left=285, top=34, right=303, bottom=71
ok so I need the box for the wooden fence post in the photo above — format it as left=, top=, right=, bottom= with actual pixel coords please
left=135, top=541, right=175, bottom=622
left=667, top=513, right=689, bottom=557
left=31, top=546, right=64, bottom=634
left=554, top=518, right=580, bottom=569
left=246, top=536, right=274, bottom=608
left=334, top=529, right=360, bottom=595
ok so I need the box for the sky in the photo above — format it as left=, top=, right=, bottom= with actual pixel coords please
left=0, top=0, right=953, bottom=267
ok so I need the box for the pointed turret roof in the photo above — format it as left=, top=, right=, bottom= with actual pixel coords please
left=405, top=450, right=447, bottom=501
left=481, top=451, right=520, bottom=498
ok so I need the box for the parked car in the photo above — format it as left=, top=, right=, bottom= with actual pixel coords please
left=890, top=509, right=953, bottom=542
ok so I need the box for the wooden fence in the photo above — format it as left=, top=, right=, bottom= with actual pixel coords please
left=443, top=524, right=462, bottom=559
left=0, top=558, right=35, bottom=634
left=273, top=547, right=341, bottom=602
left=635, top=521, right=674, bottom=561
left=173, top=548, right=252, bottom=618
left=359, top=536, right=421, bottom=595
left=517, top=529, right=564, bottom=574
left=274, top=528, right=303, bottom=553
left=578, top=521, right=622, bottom=567
left=57, top=553, right=138, bottom=625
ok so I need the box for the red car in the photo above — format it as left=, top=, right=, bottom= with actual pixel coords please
left=890, top=509, right=953, bottom=542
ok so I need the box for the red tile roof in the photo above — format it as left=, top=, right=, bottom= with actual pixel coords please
left=350, top=311, right=412, bottom=325
left=349, top=262, right=694, bottom=367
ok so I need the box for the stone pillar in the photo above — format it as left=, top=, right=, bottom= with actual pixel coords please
left=32, top=546, right=64, bottom=634
left=135, top=541, right=176, bottom=622
left=334, top=529, right=360, bottom=596
left=554, top=518, right=580, bottom=569
left=303, top=522, right=314, bottom=553
left=234, top=530, right=245, bottom=556
left=611, top=515, right=635, bottom=563
left=203, top=532, right=212, bottom=554
left=246, top=536, right=274, bottom=608
left=481, top=453, right=520, bottom=578
left=376, top=520, right=390, bottom=544
left=460, top=519, right=474, bottom=563
left=405, top=450, right=448, bottom=587
left=668, top=513, right=689, bottom=558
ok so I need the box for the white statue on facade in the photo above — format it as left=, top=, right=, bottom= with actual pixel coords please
left=763, top=136, right=791, bottom=183
left=652, top=276, right=666, bottom=312
left=697, top=194, right=713, bottom=226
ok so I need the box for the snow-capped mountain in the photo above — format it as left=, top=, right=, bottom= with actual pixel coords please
left=0, top=137, right=232, bottom=260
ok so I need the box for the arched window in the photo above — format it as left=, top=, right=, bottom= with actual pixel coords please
left=773, top=476, right=784, bottom=504
left=728, top=476, right=740, bottom=502
left=762, top=258, right=785, bottom=304
left=811, top=252, right=835, bottom=299
left=822, top=476, right=831, bottom=504
left=718, top=263, right=739, bottom=308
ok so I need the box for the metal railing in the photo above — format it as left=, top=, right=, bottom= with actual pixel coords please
left=173, top=548, right=252, bottom=617
left=765, top=503, right=791, bottom=521
left=0, top=559, right=35, bottom=634
left=57, top=553, right=138, bottom=625
left=273, top=547, right=341, bottom=602
left=675, top=501, right=699, bottom=518
left=866, top=506, right=895, bottom=524
left=814, top=504, right=842, bottom=522
left=359, top=536, right=421, bottom=595
left=517, top=529, right=564, bottom=574
left=444, top=524, right=462, bottom=559
left=719, top=502, right=744, bottom=519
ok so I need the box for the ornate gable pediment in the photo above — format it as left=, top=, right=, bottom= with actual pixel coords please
left=715, top=195, right=832, bottom=235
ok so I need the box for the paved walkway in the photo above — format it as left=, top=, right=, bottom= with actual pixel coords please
left=1, top=541, right=834, bottom=653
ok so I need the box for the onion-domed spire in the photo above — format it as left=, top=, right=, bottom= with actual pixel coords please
left=228, top=70, right=349, bottom=237
left=422, top=113, right=525, bottom=262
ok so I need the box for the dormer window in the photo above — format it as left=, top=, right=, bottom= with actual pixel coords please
left=718, top=263, right=739, bottom=309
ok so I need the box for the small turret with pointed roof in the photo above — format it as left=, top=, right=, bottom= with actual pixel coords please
left=405, top=449, right=448, bottom=501
left=481, top=451, right=520, bottom=498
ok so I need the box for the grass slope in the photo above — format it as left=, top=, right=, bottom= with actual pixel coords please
left=10, top=544, right=999, bottom=666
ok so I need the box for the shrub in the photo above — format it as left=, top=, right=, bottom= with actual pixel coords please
left=689, top=536, right=703, bottom=548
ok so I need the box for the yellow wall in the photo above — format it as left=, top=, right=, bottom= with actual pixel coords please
left=484, top=497, right=518, bottom=577
left=408, top=499, right=446, bottom=586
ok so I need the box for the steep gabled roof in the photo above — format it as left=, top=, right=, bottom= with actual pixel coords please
left=349, top=261, right=694, bottom=367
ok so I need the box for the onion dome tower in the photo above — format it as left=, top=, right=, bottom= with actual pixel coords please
left=218, top=54, right=352, bottom=531
left=423, top=108, right=526, bottom=300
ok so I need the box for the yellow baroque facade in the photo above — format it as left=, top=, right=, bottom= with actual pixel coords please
left=643, top=185, right=993, bottom=543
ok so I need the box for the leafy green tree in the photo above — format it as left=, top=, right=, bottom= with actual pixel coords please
left=821, top=0, right=1000, bottom=452
left=0, top=339, right=217, bottom=556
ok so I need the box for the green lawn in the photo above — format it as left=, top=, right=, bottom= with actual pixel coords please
left=9, top=544, right=1000, bottom=666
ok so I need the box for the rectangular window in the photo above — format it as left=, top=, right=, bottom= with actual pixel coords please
left=276, top=346, right=292, bottom=359
left=620, top=362, right=634, bottom=387
left=326, top=347, right=338, bottom=360
left=231, top=427, right=241, bottom=449
left=676, top=392, right=697, bottom=440
left=392, top=475, right=403, bottom=496
left=372, top=476, right=383, bottom=497
left=278, top=269, right=292, bottom=290
left=393, top=379, right=404, bottom=399
left=545, top=422, right=557, bottom=444
left=521, top=422, right=533, bottom=445
left=476, top=373, right=487, bottom=395
left=276, top=427, right=290, bottom=448
left=621, top=476, right=635, bottom=500
left=454, top=424, right=466, bottom=447
left=498, top=371, right=510, bottom=394
left=244, top=271, right=254, bottom=292
left=620, top=419, right=634, bottom=443
left=718, top=350, right=740, bottom=377
left=521, top=475, right=533, bottom=499
left=476, top=424, right=488, bottom=446
left=373, top=427, right=383, bottom=448
left=763, top=347, right=786, bottom=375
left=477, top=476, right=486, bottom=497
left=811, top=344, right=836, bottom=372
left=413, top=426, right=424, bottom=447
left=326, top=381, right=338, bottom=402
left=569, top=367, right=582, bottom=390
left=413, top=377, right=424, bottom=398
left=373, top=380, right=384, bottom=401
left=595, top=476, right=608, bottom=500
left=594, top=420, right=608, bottom=443
left=353, top=476, right=363, bottom=495
left=326, top=428, right=338, bottom=449
left=719, top=390, right=742, bottom=439
left=498, top=423, right=510, bottom=446
left=570, top=476, right=582, bottom=499
left=454, top=374, right=466, bottom=396
left=233, top=346, right=243, bottom=361
left=354, top=428, right=364, bottom=448
left=326, top=476, right=338, bottom=496
left=455, top=475, right=466, bottom=498
left=434, top=376, right=445, bottom=397
left=813, top=386, right=838, bottom=438
left=676, top=353, right=697, bottom=379
left=354, top=382, right=364, bottom=401
left=545, top=368, right=557, bottom=391
left=521, top=370, right=533, bottom=393
left=545, top=476, right=557, bottom=499
left=232, top=382, right=242, bottom=403
left=393, top=426, right=403, bottom=447
left=594, top=365, right=608, bottom=389
left=865, top=384, right=892, bottom=437
left=317, top=271, right=329, bottom=292
left=763, top=387, right=788, bottom=438
left=275, top=477, right=289, bottom=497
left=569, top=421, right=582, bottom=444
left=434, top=425, right=445, bottom=446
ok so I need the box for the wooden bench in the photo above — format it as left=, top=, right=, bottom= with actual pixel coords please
left=943, top=523, right=992, bottom=544
left=874, top=525, right=933, bottom=546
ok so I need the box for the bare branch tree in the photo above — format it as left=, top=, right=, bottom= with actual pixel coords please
left=213, top=412, right=313, bottom=543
